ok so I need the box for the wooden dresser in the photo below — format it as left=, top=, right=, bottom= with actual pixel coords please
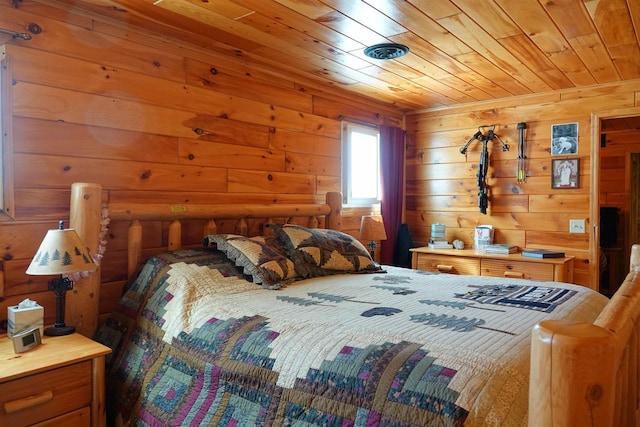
left=0, top=333, right=111, bottom=427
left=411, top=247, right=575, bottom=283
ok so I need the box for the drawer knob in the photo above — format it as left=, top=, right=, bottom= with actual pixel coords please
left=436, top=264, right=454, bottom=272
left=4, top=390, right=53, bottom=414
left=504, top=271, right=525, bottom=279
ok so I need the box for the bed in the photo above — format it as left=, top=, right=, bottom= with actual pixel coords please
left=67, top=183, right=640, bottom=427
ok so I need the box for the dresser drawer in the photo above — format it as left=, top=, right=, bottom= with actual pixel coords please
left=415, top=254, right=480, bottom=275
left=0, top=361, right=92, bottom=426
left=33, top=407, right=91, bottom=427
left=481, top=259, right=554, bottom=281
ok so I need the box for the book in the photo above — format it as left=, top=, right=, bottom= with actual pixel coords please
left=484, top=244, right=518, bottom=254
left=428, top=241, right=453, bottom=249
left=521, top=249, right=565, bottom=258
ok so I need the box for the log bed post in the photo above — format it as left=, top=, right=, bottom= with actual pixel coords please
left=325, top=191, right=342, bottom=230
left=529, top=320, right=616, bottom=426
left=530, top=243, right=640, bottom=427
left=128, top=220, right=142, bottom=278
left=68, top=182, right=103, bottom=338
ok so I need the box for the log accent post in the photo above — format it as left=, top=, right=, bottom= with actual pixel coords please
left=325, top=192, right=342, bottom=230
left=168, top=220, right=181, bottom=250
left=68, top=182, right=102, bottom=338
left=237, top=218, right=248, bottom=236
left=529, top=319, right=616, bottom=427
left=204, top=219, right=217, bottom=236
left=263, top=218, right=274, bottom=236
left=128, top=220, right=142, bottom=278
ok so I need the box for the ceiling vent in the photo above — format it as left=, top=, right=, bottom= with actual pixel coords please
left=364, top=43, right=410, bottom=60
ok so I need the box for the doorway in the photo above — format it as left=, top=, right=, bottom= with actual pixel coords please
left=592, top=110, right=640, bottom=293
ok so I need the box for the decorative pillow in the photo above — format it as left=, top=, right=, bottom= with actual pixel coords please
left=204, top=234, right=299, bottom=289
left=270, top=224, right=385, bottom=277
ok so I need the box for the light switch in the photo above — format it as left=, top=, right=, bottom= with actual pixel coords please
left=569, top=219, right=586, bottom=234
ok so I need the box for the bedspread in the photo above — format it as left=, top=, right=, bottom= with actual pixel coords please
left=96, top=249, right=608, bottom=427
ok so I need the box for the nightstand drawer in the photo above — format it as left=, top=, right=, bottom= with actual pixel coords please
left=0, top=361, right=92, bottom=426
left=415, top=254, right=480, bottom=275
left=481, top=259, right=554, bottom=281
left=33, top=407, right=90, bottom=427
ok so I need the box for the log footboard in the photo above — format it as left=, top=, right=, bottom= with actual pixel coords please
left=530, top=245, right=640, bottom=427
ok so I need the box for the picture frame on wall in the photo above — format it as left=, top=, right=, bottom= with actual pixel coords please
left=551, top=158, right=580, bottom=189
left=551, top=122, right=578, bottom=155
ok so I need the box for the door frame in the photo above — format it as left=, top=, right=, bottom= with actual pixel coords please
left=590, top=107, right=640, bottom=289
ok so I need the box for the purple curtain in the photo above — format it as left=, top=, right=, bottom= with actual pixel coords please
left=379, top=125, right=405, bottom=265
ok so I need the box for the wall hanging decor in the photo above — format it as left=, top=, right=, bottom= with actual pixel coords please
left=551, top=122, right=578, bottom=155
left=551, top=158, right=580, bottom=189
left=460, top=125, right=509, bottom=214
left=517, top=122, right=527, bottom=183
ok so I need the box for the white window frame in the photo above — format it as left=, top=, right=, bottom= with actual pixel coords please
left=341, top=121, right=381, bottom=207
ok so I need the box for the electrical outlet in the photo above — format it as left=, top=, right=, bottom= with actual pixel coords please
left=569, top=219, right=586, bottom=234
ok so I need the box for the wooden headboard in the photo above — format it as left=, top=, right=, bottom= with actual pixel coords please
left=67, top=182, right=342, bottom=337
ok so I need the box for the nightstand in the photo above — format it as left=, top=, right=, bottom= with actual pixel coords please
left=0, top=333, right=111, bottom=427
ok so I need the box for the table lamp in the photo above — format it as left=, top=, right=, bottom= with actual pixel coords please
left=26, top=220, right=97, bottom=336
left=359, top=215, right=387, bottom=258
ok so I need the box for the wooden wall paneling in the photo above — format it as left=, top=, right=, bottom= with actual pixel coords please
left=2, top=4, right=187, bottom=83
left=13, top=189, right=70, bottom=221
left=13, top=154, right=229, bottom=192
left=529, top=195, right=591, bottom=213
left=0, top=222, right=64, bottom=261
left=185, top=58, right=314, bottom=113
left=316, top=175, right=341, bottom=194
left=270, top=129, right=340, bottom=157
left=227, top=169, right=316, bottom=194
left=13, top=117, right=179, bottom=163
left=312, top=96, right=403, bottom=128
left=410, top=93, right=633, bottom=134
left=284, top=152, right=340, bottom=176
left=3, top=259, right=49, bottom=296
left=180, top=139, right=284, bottom=171
left=182, top=117, right=272, bottom=149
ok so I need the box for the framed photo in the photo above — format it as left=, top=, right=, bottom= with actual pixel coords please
left=551, top=122, right=578, bottom=155
left=551, top=158, right=579, bottom=189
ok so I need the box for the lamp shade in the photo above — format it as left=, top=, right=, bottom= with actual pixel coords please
left=360, top=215, right=387, bottom=242
left=26, top=223, right=97, bottom=276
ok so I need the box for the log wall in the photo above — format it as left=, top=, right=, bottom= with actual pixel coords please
left=405, top=82, right=640, bottom=288
left=0, top=1, right=402, bottom=330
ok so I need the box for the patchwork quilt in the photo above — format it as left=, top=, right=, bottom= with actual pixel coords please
left=96, top=249, right=608, bottom=427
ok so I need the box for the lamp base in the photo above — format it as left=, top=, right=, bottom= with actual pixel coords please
left=44, top=324, right=75, bottom=336
left=367, top=240, right=378, bottom=259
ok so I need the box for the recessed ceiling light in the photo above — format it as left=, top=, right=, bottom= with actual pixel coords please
left=364, top=43, right=410, bottom=60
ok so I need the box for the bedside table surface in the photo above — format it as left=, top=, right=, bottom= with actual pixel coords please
left=0, top=333, right=111, bottom=382
left=410, top=247, right=575, bottom=263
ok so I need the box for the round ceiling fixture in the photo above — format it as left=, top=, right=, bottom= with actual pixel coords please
left=364, top=43, right=410, bottom=60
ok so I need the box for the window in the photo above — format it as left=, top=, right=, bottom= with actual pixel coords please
left=342, top=121, right=381, bottom=206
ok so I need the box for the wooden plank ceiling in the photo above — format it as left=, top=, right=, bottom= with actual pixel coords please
left=49, top=0, right=640, bottom=112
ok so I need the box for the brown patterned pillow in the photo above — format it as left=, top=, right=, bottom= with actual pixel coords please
left=270, top=224, right=385, bottom=278
left=205, top=234, right=299, bottom=289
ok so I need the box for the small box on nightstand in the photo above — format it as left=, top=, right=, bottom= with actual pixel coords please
left=7, top=301, right=44, bottom=338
